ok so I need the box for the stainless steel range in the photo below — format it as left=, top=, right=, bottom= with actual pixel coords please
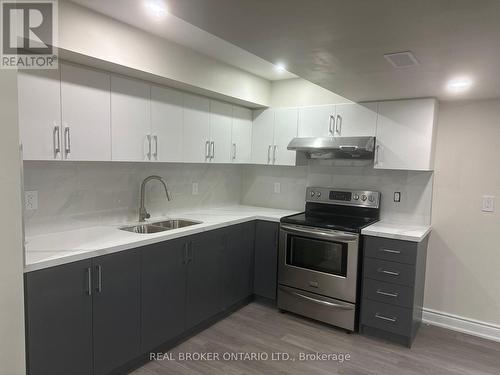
left=277, top=187, right=380, bottom=331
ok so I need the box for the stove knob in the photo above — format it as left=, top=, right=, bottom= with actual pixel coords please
left=368, top=195, right=375, bottom=202
left=353, top=194, right=359, bottom=200
left=361, top=194, right=367, bottom=201
left=310, top=191, right=315, bottom=197
left=317, top=192, right=322, bottom=198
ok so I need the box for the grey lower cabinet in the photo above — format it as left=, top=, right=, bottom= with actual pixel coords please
left=253, top=221, right=279, bottom=300
left=360, top=235, right=429, bottom=347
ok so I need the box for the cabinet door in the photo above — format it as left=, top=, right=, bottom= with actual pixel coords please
left=335, top=102, right=378, bottom=137
left=141, top=239, right=187, bottom=352
left=375, top=99, right=437, bottom=171
left=231, top=106, right=253, bottom=163
left=297, top=105, right=335, bottom=137
left=92, top=250, right=141, bottom=375
left=111, top=76, right=151, bottom=161
left=251, top=109, right=274, bottom=164
left=25, top=260, right=93, bottom=375
left=60, top=63, right=111, bottom=161
left=185, top=229, right=226, bottom=329
left=222, top=222, right=255, bottom=307
left=18, top=69, right=62, bottom=160
left=273, top=108, right=298, bottom=166
left=209, top=100, right=233, bottom=163
left=254, top=221, right=279, bottom=300
left=151, top=85, right=184, bottom=162
left=182, top=93, right=210, bottom=163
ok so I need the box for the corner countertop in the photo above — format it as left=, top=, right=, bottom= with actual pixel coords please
left=24, top=205, right=299, bottom=273
left=361, top=221, right=431, bottom=242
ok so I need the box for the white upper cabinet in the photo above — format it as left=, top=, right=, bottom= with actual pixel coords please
left=298, top=105, right=335, bottom=137
left=375, top=98, right=438, bottom=171
left=151, top=85, right=183, bottom=162
left=111, top=76, right=151, bottom=161
left=251, top=109, right=275, bottom=165
left=182, top=93, right=210, bottom=163
left=334, top=102, right=378, bottom=137
left=273, top=108, right=298, bottom=166
left=231, top=106, right=252, bottom=163
left=18, top=69, right=62, bottom=160
left=209, top=100, right=233, bottom=163
left=60, top=63, right=111, bottom=161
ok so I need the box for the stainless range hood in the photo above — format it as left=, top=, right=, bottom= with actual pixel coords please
left=287, top=136, right=375, bottom=160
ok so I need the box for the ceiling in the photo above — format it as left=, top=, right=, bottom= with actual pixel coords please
left=69, top=0, right=296, bottom=81
left=147, top=0, right=500, bottom=102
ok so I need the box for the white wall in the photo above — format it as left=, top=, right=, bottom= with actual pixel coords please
left=24, top=162, right=242, bottom=236
left=270, top=78, right=351, bottom=107
left=58, top=1, right=271, bottom=107
left=425, top=99, right=500, bottom=326
left=0, top=71, right=26, bottom=374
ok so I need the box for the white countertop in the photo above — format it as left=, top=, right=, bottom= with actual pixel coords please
left=24, top=205, right=299, bottom=272
left=361, top=221, right=431, bottom=242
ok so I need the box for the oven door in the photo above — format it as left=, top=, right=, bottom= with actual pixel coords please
left=278, top=224, right=359, bottom=303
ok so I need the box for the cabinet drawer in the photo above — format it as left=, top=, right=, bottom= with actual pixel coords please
left=361, top=299, right=412, bottom=336
left=364, top=257, right=415, bottom=287
left=362, top=278, right=413, bottom=308
left=364, top=236, right=417, bottom=265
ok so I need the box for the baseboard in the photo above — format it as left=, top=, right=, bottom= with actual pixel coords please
left=422, top=308, right=500, bottom=343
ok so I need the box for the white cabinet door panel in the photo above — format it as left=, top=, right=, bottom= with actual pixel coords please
left=151, top=85, right=183, bottom=162
left=182, top=94, right=210, bottom=163
left=231, top=106, right=252, bottom=163
left=297, top=105, right=335, bottom=137
left=209, top=100, right=232, bottom=163
left=111, top=76, right=151, bottom=161
left=18, top=69, right=62, bottom=160
left=251, top=109, right=274, bottom=165
left=335, top=102, right=378, bottom=137
left=61, top=63, right=111, bottom=161
left=274, top=108, right=298, bottom=166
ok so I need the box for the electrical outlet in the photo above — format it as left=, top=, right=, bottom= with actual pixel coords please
left=192, top=182, right=199, bottom=195
left=482, top=195, right=495, bottom=212
left=25, top=191, right=38, bottom=210
left=394, top=192, right=401, bottom=203
left=274, top=182, right=281, bottom=194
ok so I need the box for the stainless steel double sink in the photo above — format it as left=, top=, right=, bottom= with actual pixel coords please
left=120, top=219, right=201, bottom=234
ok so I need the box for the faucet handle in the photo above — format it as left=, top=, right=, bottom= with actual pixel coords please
left=145, top=212, right=151, bottom=219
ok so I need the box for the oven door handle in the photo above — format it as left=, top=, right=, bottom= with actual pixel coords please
left=280, top=287, right=354, bottom=310
left=280, top=224, right=358, bottom=242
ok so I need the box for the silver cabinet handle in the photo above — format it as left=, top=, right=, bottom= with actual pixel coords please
left=328, top=115, right=335, bottom=135
left=375, top=144, right=380, bottom=166
left=210, top=141, right=215, bottom=160
left=147, top=135, right=152, bottom=160
left=53, top=126, right=61, bottom=157
left=273, top=145, right=277, bottom=164
left=375, top=313, right=397, bottom=323
left=336, top=115, right=342, bottom=135
left=379, top=248, right=401, bottom=254
left=86, top=267, right=92, bottom=296
left=376, top=289, right=399, bottom=298
left=96, top=265, right=102, bottom=293
left=377, top=268, right=400, bottom=276
left=64, top=126, right=71, bottom=156
left=281, top=287, right=354, bottom=310
left=153, top=135, right=158, bottom=160
left=267, top=145, right=272, bottom=164
left=232, top=143, right=236, bottom=160
left=205, top=140, right=210, bottom=160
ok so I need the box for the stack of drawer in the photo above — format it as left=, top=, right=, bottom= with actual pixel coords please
left=360, top=235, right=429, bottom=347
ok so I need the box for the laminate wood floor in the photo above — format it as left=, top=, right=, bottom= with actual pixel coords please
left=131, top=302, right=500, bottom=375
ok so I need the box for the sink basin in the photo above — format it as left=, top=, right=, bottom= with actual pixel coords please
left=120, top=219, right=201, bottom=234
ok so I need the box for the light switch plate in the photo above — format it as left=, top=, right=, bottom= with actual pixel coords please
left=25, top=191, right=38, bottom=210
left=192, top=182, right=199, bottom=195
left=274, top=182, right=281, bottom=194
left=482, top=195, right=495, bottom=212
left=394, top=192, right=401, bottom=202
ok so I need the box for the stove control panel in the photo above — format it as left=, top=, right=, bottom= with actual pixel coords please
left=306, top=187, right=380, bottom=208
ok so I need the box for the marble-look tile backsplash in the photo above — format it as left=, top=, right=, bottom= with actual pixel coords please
left=23, top=161, right=242, bottom=236
left=241, top=163, right=434, bottom=225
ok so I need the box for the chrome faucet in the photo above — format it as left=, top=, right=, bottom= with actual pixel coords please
left=139, top=176, right=172, bottom=222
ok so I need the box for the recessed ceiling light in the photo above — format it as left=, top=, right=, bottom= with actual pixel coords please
left=275, top=63, right=287, bottom=73
left=446, top=77, right=473, bottom=93
left=144, top=0, right=169, bottom=19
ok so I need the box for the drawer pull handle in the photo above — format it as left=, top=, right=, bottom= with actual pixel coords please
left=376, top=289, right=399, bottom=298
left=375, top=313, right=397, bottom=323
left=280, top=287, right=354, bottom=310
left=377, top=268, right=400, bottom=276
left=379, top=248, right=401, bottom=254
